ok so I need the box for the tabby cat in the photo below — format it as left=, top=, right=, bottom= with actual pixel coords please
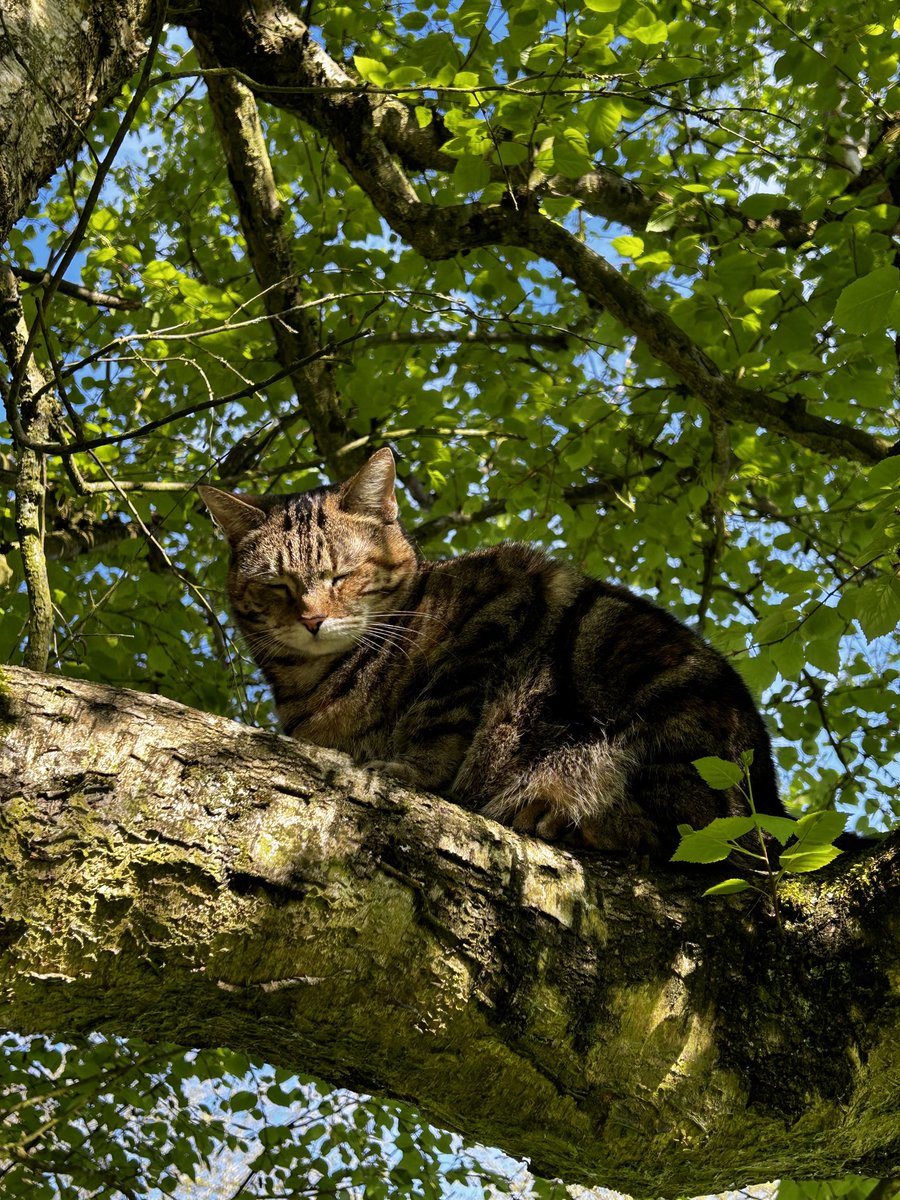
left=200, top=448, right=784, bottom=855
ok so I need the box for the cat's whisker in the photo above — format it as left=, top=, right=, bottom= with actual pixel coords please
left=243, top=633, right=286, bottom=666
left=356, top=635, right=412, bottom=667
left=364, top=632, right=422, bottom=657
left=355, top=628, right=414, bottom=665
left=363, top=623, right=422, bottom=645
left=362, top=626, right=413, bottom=653
left=375, top=611, right=450, bottom=628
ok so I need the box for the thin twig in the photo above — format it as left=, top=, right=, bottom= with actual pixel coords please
left=12, top=266, right=141, bottom=311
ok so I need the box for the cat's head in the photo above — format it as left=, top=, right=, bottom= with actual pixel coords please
left=199, top=448, right=418, bottom=660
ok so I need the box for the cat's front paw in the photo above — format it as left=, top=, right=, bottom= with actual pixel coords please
left=510, top=799, right=571, bottom=841
left=363, top=759, right=425, bottom=786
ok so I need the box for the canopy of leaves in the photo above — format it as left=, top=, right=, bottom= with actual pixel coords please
left=0, top=1034, right=548, bottom=1198
left=2, top=0, right=900, bottom=1194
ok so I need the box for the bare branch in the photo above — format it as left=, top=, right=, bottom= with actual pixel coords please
left=11, top=266, right=142, bottom=311
left=364, top=328, right=572, bottom=351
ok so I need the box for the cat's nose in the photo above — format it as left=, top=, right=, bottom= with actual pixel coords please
left=300, top=614, right=327, bottom=634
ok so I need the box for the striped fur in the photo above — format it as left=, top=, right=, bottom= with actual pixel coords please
left=200, top=448, right=783, bottom=855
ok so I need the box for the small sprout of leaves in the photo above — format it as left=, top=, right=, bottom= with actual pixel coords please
left=671, top=754, right=847, bottom=931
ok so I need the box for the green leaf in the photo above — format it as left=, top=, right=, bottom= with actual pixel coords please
left=670, top=831, right=734, bottom=864
left=552, top=129, right=594, bottom=177
left=802, top=603, right=845, bottom=674
left=645, top=203, right=677, bottom=232
left=453, top=156, right=491, bottom=193
left=703, top=878, right=752, bottom=896
left=779, top=845, right=843, bottom=873
left=754, top=814, right=799, bottom=844
left=755, top=606, right=799, bottom=645
left=702, top=815, right=757, bottom=840
left=583, top=98, right=624, bottom=144
left=792, top=810, right=848, bottom=846
left=852, top=575, right=900, bottom=639
left=833, top=265, right=900, bottom=334
left=612, top=235, right=644, bottom=258
left=353, top=55, right=389, bottom=86
left=854, top=517, right=900, bottom=565
left=743, top=288, right=780, bottom=309
left=692, top=756, right=744, bottom=789
left=740, top=192, right=787, bottom=219
left=495, top=141, right=528, bottom=166
left=402, top=11, right=428, bottom=30
left=866, top=456, right=900, bottom=490
left=627, top=11, right=668, bottom=44
left=89, top=207, right=118, bottom=233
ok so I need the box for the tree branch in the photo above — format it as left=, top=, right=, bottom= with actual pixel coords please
left=2, top=664, right=899, bottom=1195
left=18, top=337, right=369, bottom=458
left=161, top=40, right=900, bottom=252
left=0, top=0, right=157, bottom=242
left=11, top=267, right=142, bottom=312
left=410, top=476, right=628, bottom=540
left=0, top=270, right=56, bottom=669
left=192, top=33, right=364, bottom=481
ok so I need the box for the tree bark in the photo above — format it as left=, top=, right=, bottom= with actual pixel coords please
left=1, top=665, right=898, bottom=1195
left=0, top=0, right=157, bottom=244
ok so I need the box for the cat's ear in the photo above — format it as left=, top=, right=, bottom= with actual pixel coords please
left=340, top=448, right=398, bottom=523
left=198, top=485, right=267, bottom=547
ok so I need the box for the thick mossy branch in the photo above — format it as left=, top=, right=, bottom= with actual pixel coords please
left=1, top=666, right=898, bottom=1195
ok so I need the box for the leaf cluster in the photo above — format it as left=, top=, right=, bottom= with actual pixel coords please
left=0, top=1035, right=563, bottom=1198
left=673, top=756, right=847, bottom=920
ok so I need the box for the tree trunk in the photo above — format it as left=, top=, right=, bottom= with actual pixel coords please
left=1, top=665, right=898, bottom=1195
left=0, top=0, right=157, bottom=244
